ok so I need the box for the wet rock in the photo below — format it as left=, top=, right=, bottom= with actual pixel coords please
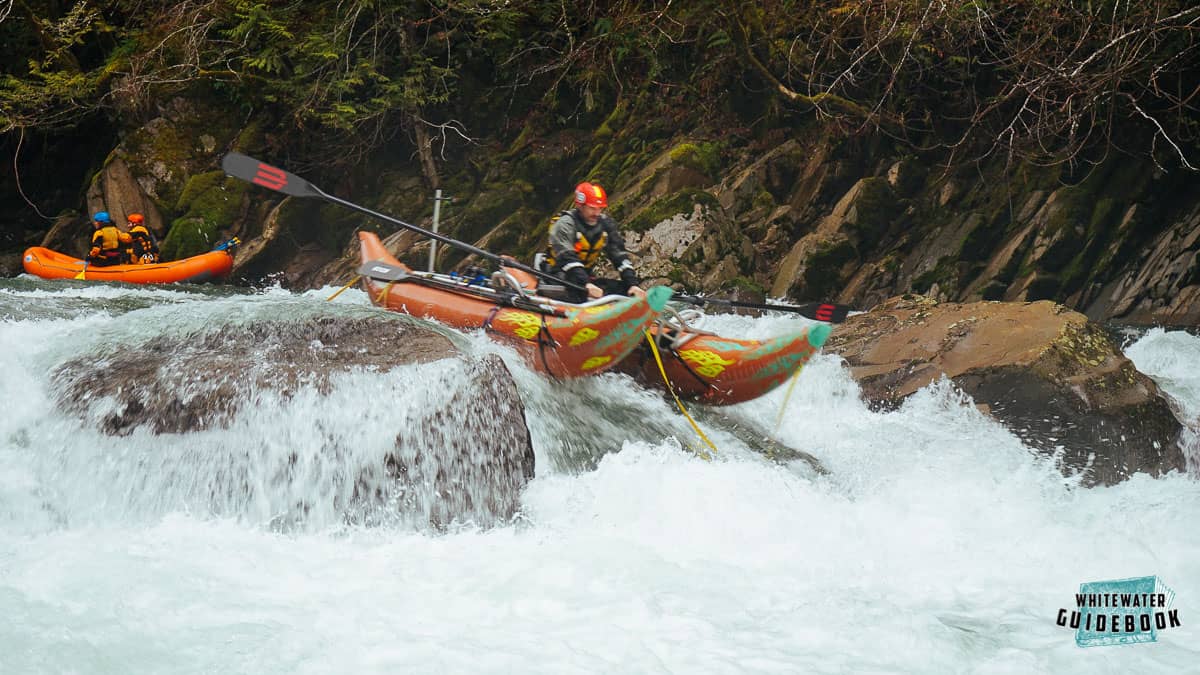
left=770, top=176, right=898, bottom=300
left=1086, top=203, right=1200, bottom=325
left=39, top=213, right=90, bottom=259
left=86, top=156, right=166, bottom=236
left=824, top=295, right=1187, bottom=486
left=52, top=315, right=536, bottom=528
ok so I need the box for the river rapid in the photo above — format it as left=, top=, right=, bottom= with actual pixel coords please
left=1, top=278, right=1197, bottom=673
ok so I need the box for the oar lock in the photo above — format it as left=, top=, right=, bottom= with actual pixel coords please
left=449, top=265, right=490, bottom=287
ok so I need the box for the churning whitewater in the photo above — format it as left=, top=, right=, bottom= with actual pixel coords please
left=1, top=279, right=1197, bottom=673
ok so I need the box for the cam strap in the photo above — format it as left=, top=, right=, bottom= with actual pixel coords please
left=643, top=330, right=718, bottom=460
left=376, top=280, right=396, bottom=304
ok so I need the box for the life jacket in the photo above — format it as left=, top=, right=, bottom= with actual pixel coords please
left=544, top=211, right=609, bottom=270
left=128, top=224, right=159, bottom=263
left=91, top=225, right=129, bottom=263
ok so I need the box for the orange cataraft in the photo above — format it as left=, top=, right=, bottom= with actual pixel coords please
left=357, top=230, right=670, bottom=379
left=22, top=246, right=235, bottom=284
left=615, top=319, right=832, bottom=405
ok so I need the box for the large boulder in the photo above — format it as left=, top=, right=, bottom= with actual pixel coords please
left=824, top=295, right=1187, bottom=485
left=85, top=155, right=166, bottom=235
left=51, top=315, right=536, bottom=528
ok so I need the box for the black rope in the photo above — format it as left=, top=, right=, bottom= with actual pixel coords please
left=535, top=313, right=561, bottom=381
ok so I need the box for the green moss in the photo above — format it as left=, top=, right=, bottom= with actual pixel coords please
left=751, top=187, right=776, bottom=213
left=626, top=189, right=721, bottom=232
left=493, top=206, right=547, bottom=260
left=667, top=141, right=723, bottom=176
left=594, top=101, right=629, bottom=141
left=159, top=218, right=217, bottom=261
left=232, top=120, right=267, bottom=155
left=727, top=275, right=765, bottom=294
left=159, top=171, right=248, bottom=259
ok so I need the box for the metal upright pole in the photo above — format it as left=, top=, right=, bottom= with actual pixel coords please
left=429, top=188, right=443, bottom=272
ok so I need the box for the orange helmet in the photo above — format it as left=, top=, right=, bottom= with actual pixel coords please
left=128, top=213, right=144, bottom=224
left=574, top=182, right=608, bottom=208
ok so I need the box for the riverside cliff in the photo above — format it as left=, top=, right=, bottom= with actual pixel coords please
left=3, top=2, right=1198, bottom=326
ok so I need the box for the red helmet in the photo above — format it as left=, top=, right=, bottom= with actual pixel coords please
left=574, top=182, right=608, bottom=208
left=128, top=213, right=144, bottom=224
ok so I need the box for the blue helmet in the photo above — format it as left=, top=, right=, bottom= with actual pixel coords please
left=93, top=211, right=111, bottom=224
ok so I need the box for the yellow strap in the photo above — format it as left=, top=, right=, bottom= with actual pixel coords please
left=773, top=362, right=804, bottom=435
left=644, top=330, right=718, bottom=460
left=326, top=275, right=361, bottom=301
left=376, top=280, right=395, bottom=304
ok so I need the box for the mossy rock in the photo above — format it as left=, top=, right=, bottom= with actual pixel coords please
left=667, top=141, right=723, bottom=177
left=159, top=171, right=248, bottom=259
left=449, top=183, right=533, bottom=248
left=160, top=217, right=220, bottom=261
left=802, top=240, right=856, bottom=299
left=727, top=275, right=765, bottom=295
left=958, top=211, right=1008, bottom=262
left=846, top=177, right=896, bottom=245
left=594, top=101, right=630, bottom=142
left=120, top=96, right=241, bottom=208
left=912, top=256, right=959, bottom=295
left=981, top=279, right=1008, bottom=301
left=626, top=189, right=721, bottom=233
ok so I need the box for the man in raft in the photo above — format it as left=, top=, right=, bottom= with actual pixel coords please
left=125, top=213, right=160, bottom=264
left=540, top=182, right=646, bottom=303
left=88, top=212, right=131, bottom=267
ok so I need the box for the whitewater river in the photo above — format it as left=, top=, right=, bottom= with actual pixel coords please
left=1, top=278, right=1196, bottom=673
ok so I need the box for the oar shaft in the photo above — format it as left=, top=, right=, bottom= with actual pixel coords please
left=675, top=294, right=853, bottom=323
left=223, top=152, right=587, bottom=294
left=318, top=189, right=586, bottom=294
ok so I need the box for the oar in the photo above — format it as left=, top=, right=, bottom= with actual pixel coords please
left=674, top=295, right=855, bottom=323
left=221, top=152, right=588, bottom=295
left=74, top=260, right=88, bottom=280
left=356, top=259, right=566, bottom=316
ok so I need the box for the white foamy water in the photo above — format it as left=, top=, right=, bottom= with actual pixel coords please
left=1, top=280, right=1197, bottom=673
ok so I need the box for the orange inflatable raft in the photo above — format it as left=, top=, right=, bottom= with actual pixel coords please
left=357, top=231, right=670, bottom=379
left=23, top=243, right=236, bottom=284
left=500, top=260, right=832, bottom=404
left=615, top=315, right=831, bottom=405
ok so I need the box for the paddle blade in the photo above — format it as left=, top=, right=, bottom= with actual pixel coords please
left=74, top=268, right=86, bottom=280
left=803, top=302, right=852, bottom=323
left=674, top=294, right=856, bottom=323
left=357, top=260, right=410, bottom=282
left=222, top=152, right=322, bottom=198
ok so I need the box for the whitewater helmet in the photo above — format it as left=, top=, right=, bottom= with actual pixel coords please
left=127, top=213, right=144, bottom=224
left=574, top=182, right=608, bottom=209
left=93, top=211, right=111, bottom=224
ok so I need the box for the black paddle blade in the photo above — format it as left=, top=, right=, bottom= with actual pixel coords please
left=802, top=302, right=853, bottom=323
left=222, top=152, right=322, bottom=198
